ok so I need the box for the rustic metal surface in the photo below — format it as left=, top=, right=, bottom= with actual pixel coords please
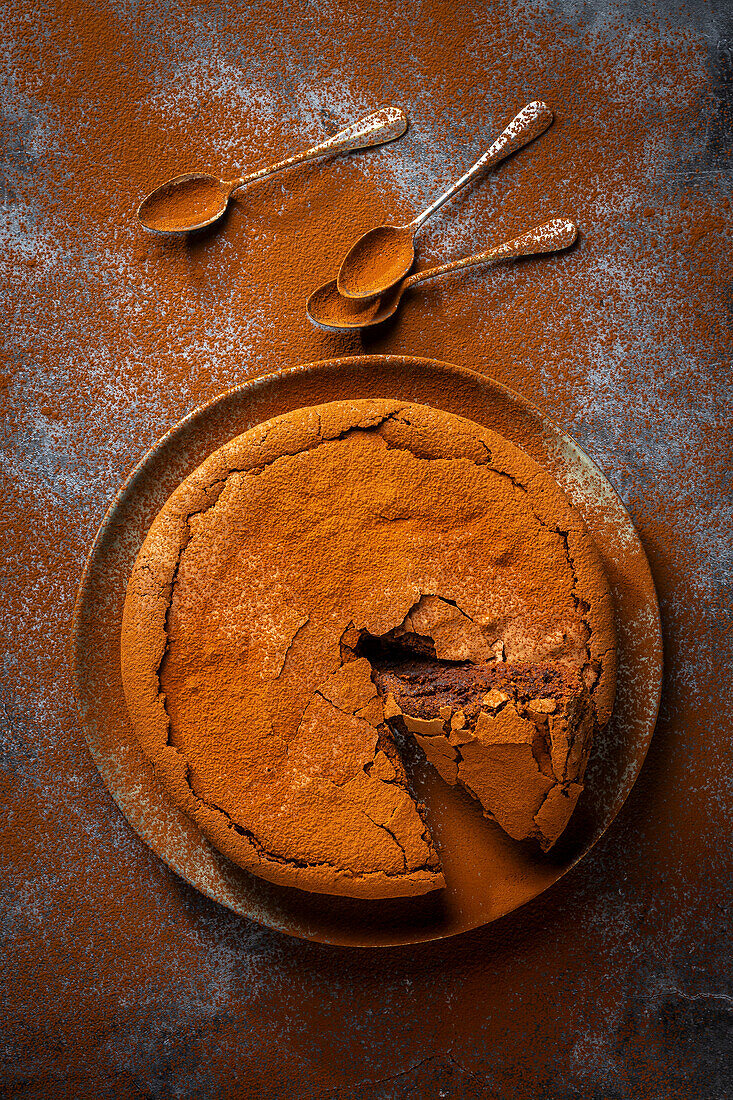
left=2, top=0, right=731, bottom=1096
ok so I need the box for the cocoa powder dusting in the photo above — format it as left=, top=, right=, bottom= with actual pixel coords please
left=3, top=0, right=732, bottom=1096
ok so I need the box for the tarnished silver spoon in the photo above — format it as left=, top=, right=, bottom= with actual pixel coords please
left=336, top=101, right=554, bottom=300
left=137, top=106, right=408, bottom=233
left=307, top=218, right=577, bottom=332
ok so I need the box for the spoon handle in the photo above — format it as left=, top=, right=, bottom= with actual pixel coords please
left=410, top=101, right=553, bottom=231
left=230, top=107, right=408, bottom=191
left=402, top=218, right=577, bottom=288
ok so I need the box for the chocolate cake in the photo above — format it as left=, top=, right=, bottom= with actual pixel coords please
left=121, top=399, right=616, bottom=897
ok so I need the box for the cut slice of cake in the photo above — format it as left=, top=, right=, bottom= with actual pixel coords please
left=371, top=653, right=595, bottom=851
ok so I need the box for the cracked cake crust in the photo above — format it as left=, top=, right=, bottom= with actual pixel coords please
left=120, top=399, right=616, bottom=897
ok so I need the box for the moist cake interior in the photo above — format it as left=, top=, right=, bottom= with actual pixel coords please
left=354, top=624, right=596, bottom=851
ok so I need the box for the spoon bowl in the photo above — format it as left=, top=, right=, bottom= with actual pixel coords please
left=307, top=278, right=403, bottom=332
left=336, top=225, right=415, bottom=299
left=138, top=173, right=232, bottom=233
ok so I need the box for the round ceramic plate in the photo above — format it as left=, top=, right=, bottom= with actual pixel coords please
left=72, top=356, right=662, bottom=947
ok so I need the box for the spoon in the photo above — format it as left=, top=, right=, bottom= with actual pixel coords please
left=137, top=106, right=409, bottom=233
left=307, top=218, right=577, bottom=332
left=336, top=101, right=554, bottom=300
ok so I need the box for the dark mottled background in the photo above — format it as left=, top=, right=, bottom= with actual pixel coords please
left=1, top=0, right=732, bottom=1097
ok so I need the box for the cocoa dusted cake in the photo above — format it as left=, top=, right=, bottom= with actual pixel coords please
left=121, top=399, right=616, bottom=898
